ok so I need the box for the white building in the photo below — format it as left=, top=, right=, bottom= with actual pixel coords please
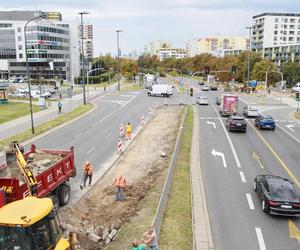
left=186, top=39, right=199, bottom=57
left=78, top=24, right=94, bottom=60
left=144, top=40, right=171, bottom=57
left=159, top=47, right=186, bottom=61
left=0, top=11, right=80, bottom=82
left=252, top=13, right=300, bottom=51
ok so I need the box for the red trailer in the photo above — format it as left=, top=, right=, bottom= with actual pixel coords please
left=0, top=144, right=76, bottom=207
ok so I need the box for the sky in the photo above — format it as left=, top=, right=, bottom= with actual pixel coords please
left=1, top=0, right=300, bottom=56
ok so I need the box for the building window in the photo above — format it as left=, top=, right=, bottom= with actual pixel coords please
left=275, top=24, right=278, bottom=29
left=18, top=45, right=22, bottom=50
left=283, top=37, right=287, bottom=41
left=17, top=36, right=22, bottom=41
left=290, top=25, right=295, bottom=29
left=275, top=18, right=278, bottom=23
left=19, top=54, right=23, bottom=58
left=284, top=25, right=287, bottom=29
left=17, top=27, right=22, bottom=33
left=289, top=37, right=294, bottom=41
left=274, top=36, right=278, bottom=41
left=274, top=30, right=278, bottom=35
left=297, top=37, right=300, bottom=42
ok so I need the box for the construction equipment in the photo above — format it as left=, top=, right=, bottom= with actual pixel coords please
left=0, top=196, right=71, bottom=249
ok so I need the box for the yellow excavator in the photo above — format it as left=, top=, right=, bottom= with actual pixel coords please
left=0, top=142, right=72, bottom=249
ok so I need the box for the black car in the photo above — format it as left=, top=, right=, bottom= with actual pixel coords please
left=225, top=114, right=247, bottom=132
left=255, top=114, right=276, bottom=130
left=254, top=175, right=300, bottom=216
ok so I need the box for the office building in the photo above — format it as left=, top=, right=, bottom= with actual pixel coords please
left=79, top=24, right=94, bottom=60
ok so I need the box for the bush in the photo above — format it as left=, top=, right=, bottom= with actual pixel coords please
left=74, top=72, right=115, bottom=84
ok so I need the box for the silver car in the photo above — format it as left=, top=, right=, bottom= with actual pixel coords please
left=202, top=85, right=209, bottom=91
left=243, top=105, right=259, bottom=117
left=196, top=96, right=209, bottom=105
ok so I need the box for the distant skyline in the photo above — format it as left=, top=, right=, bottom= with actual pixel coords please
left=1, top=0, right=300, bottom=56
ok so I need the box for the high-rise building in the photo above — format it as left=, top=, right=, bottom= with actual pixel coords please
left=251, top=12, right=300, bottom=65
left=0, top=10, right=80, bottom=82
left=78, top=24, right=94, bottom=60
left=144, top=40, right=171, bottom=57
left=186, top=39, right=199, bottom=57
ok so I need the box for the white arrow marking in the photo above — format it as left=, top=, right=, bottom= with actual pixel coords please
left=211, top=149, right=227, bottom=168
left=206, top=121, right=216, bottom=129
left=286, top=124, right=295, bottom=132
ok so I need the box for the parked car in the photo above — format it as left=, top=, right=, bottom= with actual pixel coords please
left=202, top=85, right=209, bottom=91
left=209, top=84, right=218, bottom=90
left=254, top=175, right=300, bottom=216
left=8, top=92, right=26, bottom=98
left=198, top=81, right=205, bottom=85
left=216, top=96, right=221, bottom=105
left=292, top=83, right=300, bottom=92
left=196, top=96, right=209, bottom=105
left=255, top=114, right=275, bottom=130
left=226, top=114, right=247, bottom=132
left=243, top=105, right=259, bottom=117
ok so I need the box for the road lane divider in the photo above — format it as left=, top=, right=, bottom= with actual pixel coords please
left=246, top=193, right=255, bottom=210
left=255, top=227, right=267, bottom=250
left=288, top=219, right=300, bottom=244
left=239, top=171, right=247, bottom=183
left=247, top=120, right=300, bottom=189
left=252, top=150, right=264, bottom=169
left=212, top=105, right=242, bottom=168
left=86, top=146, right=95, bottom=155
left=276, top=123, right=300, bottom=144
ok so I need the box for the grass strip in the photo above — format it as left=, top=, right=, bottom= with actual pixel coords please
left=295, top=112, right=300, bottom=121
left=158, top=106, right=193, bottom=250
left=0, top=103, right=93, bottom=150
left=0, top=102, right=40, bottom=124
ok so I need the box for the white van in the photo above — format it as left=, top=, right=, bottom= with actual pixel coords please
left=147, top=84, right=173, bottom=97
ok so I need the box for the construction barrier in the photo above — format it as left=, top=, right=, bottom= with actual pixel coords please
left=140, top=114, right=145, bottom=125
left=117, top=138, right=122, bottom=153
left=119, top=123, right=124, bottom=137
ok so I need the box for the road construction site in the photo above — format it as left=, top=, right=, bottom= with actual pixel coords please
left=60, top=105, right=183, bottom=249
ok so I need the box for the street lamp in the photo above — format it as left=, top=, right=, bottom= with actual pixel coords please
left=116, top=30, right=123, bottom=91
left=78, top=11, right=90, bottom=105
left=24, top=13, right=46, bottom=134
left=245, top=26, right=252, bottom=84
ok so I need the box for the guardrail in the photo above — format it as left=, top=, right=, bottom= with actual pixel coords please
left=151, top=107, right=188, bottom=238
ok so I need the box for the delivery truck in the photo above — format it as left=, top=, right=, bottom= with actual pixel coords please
left=219, top=94, right=238, bottom=116
left=147, top=84, right=173, bottom=97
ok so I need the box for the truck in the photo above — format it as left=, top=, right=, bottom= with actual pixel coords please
left=0, top=142, right=76, bottom=208
left=147, top=84, right=173, bottom=97
left=219, top=94, right=238, bottom=116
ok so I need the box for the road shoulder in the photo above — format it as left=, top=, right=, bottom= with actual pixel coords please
left=190, top=105, right=214, bottom=250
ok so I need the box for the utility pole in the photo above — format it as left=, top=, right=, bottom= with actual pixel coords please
left=116, top=30, right=123, bottom=91
left=78, top=11, right=90, bottom=105
left=245, top=26, right=252, bottom=84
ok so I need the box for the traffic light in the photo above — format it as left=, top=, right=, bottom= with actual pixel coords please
left=231, top=65, right=237, bottom=75
left=205, top=66, right=210, bottom=75
left=190, top=88, right=193, bottom=97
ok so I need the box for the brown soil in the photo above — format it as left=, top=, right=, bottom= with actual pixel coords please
left=60, top=106, right=182, bottom=249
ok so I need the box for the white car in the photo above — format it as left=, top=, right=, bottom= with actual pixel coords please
left=292, top=83, right=300, bottom=92
left=202, top=85, right=209, bottom=91
left=9, top=92, right=26, bottom=98
left=243, top=105, right=259, bottom=117
left=196, top=96, right=209, bottom=105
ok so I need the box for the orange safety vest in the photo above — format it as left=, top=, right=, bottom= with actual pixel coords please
left=125, top=124, right=132, bottom=133
left=115, top=176, right=126, bottom=188
left=83, top=164, right=93, bottom=175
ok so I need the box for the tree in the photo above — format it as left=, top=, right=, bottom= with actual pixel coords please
left=235, top=52, right=262, bottom=82
left=281, top=62, right=300, bottom=87
left=121, top=60, right=138, bottom=80
left=252, top=60, right=280, bottom=86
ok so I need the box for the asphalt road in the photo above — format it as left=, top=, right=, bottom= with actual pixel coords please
left=193, top=83, right=300, bottom=250
left=29, top=81, right=189, bottom=203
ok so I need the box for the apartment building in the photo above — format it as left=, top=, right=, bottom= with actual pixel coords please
left=78, top=24, right=94, bottom=60
left=159, top=47, right=186, bottom=61
left=144, top=40, right=171, bottom=57
left=0, top=10, right=80, bottom=82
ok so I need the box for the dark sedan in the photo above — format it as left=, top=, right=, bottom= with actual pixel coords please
left=255, top=114, right=275, bottom=130
left=225, top=115, right=247, bottom=132
left=254, top=175, right=300, bottom=216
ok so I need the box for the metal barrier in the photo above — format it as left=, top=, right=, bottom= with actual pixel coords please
left=151, top=107, right=188, bottom=239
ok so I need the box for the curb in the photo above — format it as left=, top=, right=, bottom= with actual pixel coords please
left=288, top=111, right=300, bottom=125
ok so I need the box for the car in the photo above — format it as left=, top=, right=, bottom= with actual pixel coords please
left=202, top=85, right=209, bottom=91
left=196, top=96, right=208, bottom=105
left=254, top=175, right=300, bottom=216
left=243, top=105, right=259, bottom=117
left=292, top=83, right=300, bottom=92
left=209, top=84, right=218, bottom=90
left=255, top=114, right=275, bottom=130
left=225, top=114, right=247, bottom=132
left=216, top=96, right=221, bottom=105
left=8, top=92, right=26, bottom=98
left=198, top=81, right=205, bottom=85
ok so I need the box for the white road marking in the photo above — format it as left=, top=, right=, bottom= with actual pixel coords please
left=239, top=171, right=247, bottom=183
left=86, top=146, right=95, bottom=155
left=246, top=193, right=255, bottom=210
left=206, top=121, right=216, bottom=129
left=211, top=149, right=227, bottom=168
left=286, top=124, right=295, bottom=132
left=255, top=227, right=267, bottom=250
left=212, top=105, right=242, bottom=168
left=105, top=133, right=112, bottom=139
left=276, top=123, right=300, bottom=144
left=74, top=132, right=82, bottom=138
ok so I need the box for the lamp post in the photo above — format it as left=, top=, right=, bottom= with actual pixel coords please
left=24, top=13, right=46, bottom=134
left=245, top=26, right=252, bottom=84
left=78, top=11, right=90, bottom=105
left=116, top=30, right=123, bottom=91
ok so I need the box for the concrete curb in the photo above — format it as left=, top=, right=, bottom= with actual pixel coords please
left=191, top=106, right=214, bottom=250
left=289, top=111, right=300, bottom=125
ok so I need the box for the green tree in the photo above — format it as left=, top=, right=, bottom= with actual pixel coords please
left=252, top=60, right=280, bottom=86
left=121, top=60, right=138, bottom=79
left=236, top=52, right=262, bottom=82
left=281, top=62, right=300, bottom=87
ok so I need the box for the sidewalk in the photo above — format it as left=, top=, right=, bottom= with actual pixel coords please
left=190, top=106, right=214, bottom=250
left=0, top=89, right=104, bottom=141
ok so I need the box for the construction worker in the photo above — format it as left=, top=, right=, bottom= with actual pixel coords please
left=142, top=227, right=158, bottom=250
left=114, top=175, right=126, bottom=201
left=83, top=161, right=93, bottom=187
left=125, top=122, right=132, bottom=140
left=131, top=240, right=146, bottom=250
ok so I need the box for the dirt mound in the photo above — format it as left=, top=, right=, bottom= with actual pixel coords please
left=60, top=106, right=182, bottom=249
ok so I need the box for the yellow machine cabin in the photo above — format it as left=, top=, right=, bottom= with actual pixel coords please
left=0, top=197, right=70, bottom=250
